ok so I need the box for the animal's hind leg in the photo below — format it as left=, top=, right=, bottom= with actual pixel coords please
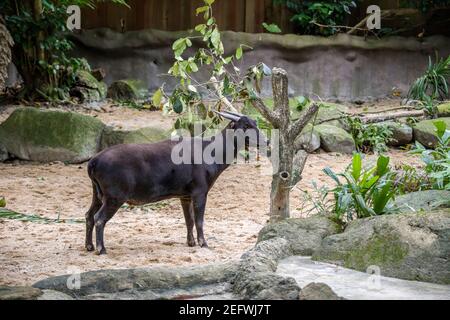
left=192, top=194, right=208, bottom=248
left=94, top=199, right=123, bottom=255
left=180, top=198, right=195, bottom=247
left=85, top=183, right=102, bottom=252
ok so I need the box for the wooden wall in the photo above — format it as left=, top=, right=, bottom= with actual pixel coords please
left=81, top=0, right=294, bottom=33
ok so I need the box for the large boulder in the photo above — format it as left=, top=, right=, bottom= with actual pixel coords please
left=0, top=286, right=42, bottom=300
left=107, top=79, right=145, bottom=101
left=299, top=282, right=344, bottom=300
left=315, top=124, right=356, bottom=154
left=312, top=209, right=450, bottom=284
left=375, top=121, right=413, bottom=146
left=100, top=126, right=170, bottom=150
left=295, top=124, right=321, bottom=153
left=232, top=238, right=300, bottom=300
left=390, top=190, right=450, bottom=213
left=70, top=70, right=107, bottom=102
left=257, top=215, right=341, bottom=256
left=413, top=118, right=450, bottom=148
left=437, top=103, right=450, bottom=117
left=0, top=108, right=105, bottom=163
left=315, top=103, right=349, bottom=130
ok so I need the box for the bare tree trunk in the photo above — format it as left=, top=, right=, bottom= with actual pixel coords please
left=251, top=68, right=319, bottom=221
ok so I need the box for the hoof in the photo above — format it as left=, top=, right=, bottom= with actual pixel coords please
left=95, top=248, right=107, bottom=255
left=187, top=240, right=196, bottom=247
left=198, top=240, right=208, bottom=248
left=86, top=244, right=95, bottom=252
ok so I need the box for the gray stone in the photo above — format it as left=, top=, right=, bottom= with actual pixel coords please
left=0, top=108, right=105, bottom=163
left=257, top=215, right=341, bottom=256
left=390, top=190, right=450, bottom=213
left=33, top=262, right=237, bottom=298
left=231, top=238, right=300, bottom=299
left=0, top=286, right=42, bottom=300
left=299, top=282, right=344, bottom=300
left=437, top=103, right=450, bottom=117
left=100, top=126, right=170, bottom=150
left=70, top=70, right=107, bottom=102
left=0, top=143, right=9, bottom=161
left=315, top=124, right=356, bottom=154
left=413, top=118, right=450, bottom=148
left=107, top=79, right=145, bottom=101
left=295, top=126, right=321, bottom=153
left=375, top=121, right=413, bottom=146
left=315, top=103, right=349, bottom=130
left=312, top=209, right=450, bottom=284
left=37, top=290, right=74, bottom=300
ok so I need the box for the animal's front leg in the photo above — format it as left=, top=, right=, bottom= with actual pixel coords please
left=192, top=194, right=208, bottom=248
left=180, top=198, right=195, bottom=247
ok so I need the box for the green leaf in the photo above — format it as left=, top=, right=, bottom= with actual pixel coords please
left=351, top=153, right=362, bottom=181
left=152, top=88, right=163, bottom=107
left=376, top=155, right=390, bottom=177
left=236, top=46, right=243, bottom=60
left=262, top=22, right=282, bottom=33
left=173, top=97, right=184, bottom=114
left=196, top=6, right=209, bottom=15
left=204, top=0, right=215, bottom=5
left=433, top=120, right=446, bottom=138
left=0, top=197, right=6, bottom=208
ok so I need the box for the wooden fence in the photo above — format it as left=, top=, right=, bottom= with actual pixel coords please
left=81, top=0, right=403, bottom=33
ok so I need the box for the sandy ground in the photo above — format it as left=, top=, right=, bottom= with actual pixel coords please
left=0, top=104, right=423, bottom=286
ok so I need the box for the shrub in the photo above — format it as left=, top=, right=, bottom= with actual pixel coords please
left=408, top=55, right=450, bottom=103
left=273, top=0, right=358, bottom=36
left=346, top=117, right=393, bottom=154
left=411, top=120, right=450, bottom=190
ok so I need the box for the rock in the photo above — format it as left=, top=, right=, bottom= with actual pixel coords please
left=295, top=124, right=321, bottom=153
left=390, top=190, right=450, bottom=213
left=91, top=68, right=106, bottom=81
left=70, top=70, right=107, bottom=102
left=413, top=118, right=450, bottom=148
left=0, top=286, right=42, bottom=300
left=257, top=215, right=341, bottom=256
left=0, top=108, right=105, bottom=163
left=107, top=79, right=145, bottom=101
left=315, top=103, right=349, bottom=130
left=0, top=143, right=9, bottom=161
left=375, top=121, right=413, bottom=146
left=100, top=126, right=170, bottom=150
left=312, top=209, right=450, bottom=284
left=236, top=273, right=300, bottom=300
left=232, top=238, right=300, bottom=299
left=437, top=103, right=450, bottom=117
left=33, top=262, right=236, bottom=297
left=315, top=124, right=356, bottom=154
left=37, top=290, right=74, bottom=300
left=299, top=282, right=344, bottom=300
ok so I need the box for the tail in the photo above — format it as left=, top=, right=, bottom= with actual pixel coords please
left=87, top=158, right=103, bottom=200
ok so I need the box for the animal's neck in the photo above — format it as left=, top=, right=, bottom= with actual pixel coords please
left=207, top=123, right=243, bottom=173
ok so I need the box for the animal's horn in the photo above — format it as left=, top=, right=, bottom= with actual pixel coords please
left=222, top=110, right=244, bottom=118
left=213, top=110, right=240, bottom=122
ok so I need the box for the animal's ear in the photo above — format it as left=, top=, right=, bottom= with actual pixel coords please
left=213, top=110, right=240, bottom=122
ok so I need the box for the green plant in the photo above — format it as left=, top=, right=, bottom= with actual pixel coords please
left=262, top=22, right=282, bottom=33
left=157, top=0, right=272, bottom=134
left=391, top=164, right=433, bottom=194
left=273, top=0, right=358, bottom=36
left=347, top=117, right=393, bottom=154
left=323, top=153, right=397, bottom=223
left=411, top=120, right=450, bottom=190
left=0, top=208, right=83, bottom=224
left=1, top=0, right=127, bottom=100
left=408, top=55, right=450, bottom=103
